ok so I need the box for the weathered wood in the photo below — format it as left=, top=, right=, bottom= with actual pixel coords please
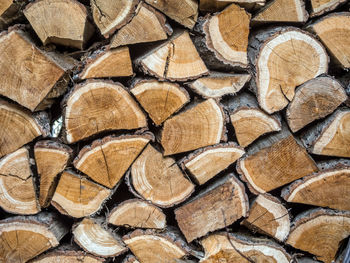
left=310, top=0, right=347, bottom=17
left=199, top=0, right=265, bottom=12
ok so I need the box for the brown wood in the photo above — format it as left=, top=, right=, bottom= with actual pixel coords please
left=310, top=0, right=347, bottom=17
left=199, top=0, right=266, bottom=12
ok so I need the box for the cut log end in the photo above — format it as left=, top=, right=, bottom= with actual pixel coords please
left=199, top=0, right=266, bottom=12
left=310, top=0, right=347, bottom=17
left=31, top=248, right=105, bottom=263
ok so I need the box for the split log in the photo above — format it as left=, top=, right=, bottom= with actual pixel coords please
left=175, top=174, right=248, bottom=242
left=0, top=147, right=40, bottom=215
left=199, top=0, right=266, bottom=12
left=108, top=199, right=166, bottom=229
left=73, top=217, right=127, bottom=258
left=237, top=126, right=318, bottom=194
left=0, top=212, right=68, bottom=263
left=242, top=194, right=290, bottom=242
left=0, top=0, right=25, bottom=30
left=110, top=3, right=172, bottom=48
left=200, top=233, right=291, bottom=263
left=144, top=0, right=198, bottom=29
left=301, top=109, right=350, bottom=158
left=161, top=99, right=226, bottom=155
left=0, top=27, right=74, bottom=111
left=225, top=92, right=281, bottom=147
left=79, top=47, right=133, bottom=79
left=286, top=75, right=347, bottom=132
left=249, top=27, right=329, bottom=114
left=307, top=12, right=350, bottom=69
left=74, top=134, right=151, bottom=188
left=34, top=140, right=72, bottom=208
left=24, top=0, right=94, bottom=49
left=90, top=0, right=139, bottom=38
left=129, top=144, right=194, bottom=207
left=123, top=254, right=139, bottom=263
left=310, top=0, right=347, bottom=17
left=286, top=209, right=350, bottom=263
left=182, top=143, right=245, bottom=185
left=51, top=170, right=111, bottom=218
left=188, top=72, right=251, bottom=99
left=63, top=81, right=147, bottom=143
left=136, top=30, right=208, bottom=81
left=131, top=80, right=190, bottom=125
left=282, top=166, right=350, bottom=211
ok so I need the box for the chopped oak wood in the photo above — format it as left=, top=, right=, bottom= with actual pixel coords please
left=0, top=213, right=68, bottom=263
left=182, top=142, right=245, bottom=185
left=34, top=140, right=72, bottom=208
left=73, top=217, right=127, bottom=258
left=175, top=174, right=248, bottom=242
left=108, top=199, right=166, bottom=229
left=24, top=0, right=94, bottom=49
left=249, top=27, right=329, bottom=114
left=0, top=147, right=40, bottom=215
left=286, top=75, right=347, bottom=132
left=199, top=0, right=266, bottom=12
left=161, top=99, right=225, bottom=155
left=79, top=47, right=133, bottom=79
left=282, top=166, right=350, bottom=211
left=64, top=81, right=147, bottom=143
left=110, top=3, right=171, bottom=48
left=310, top=0, right=347, bottom=17
left=131, top=79, right=190, bottom=125
left=74, top=134, right=151, bottom=189
left=137, top=30, right=208, bottom=81
left=242, top=194, right=290, bottom=242
left=287, top=209, right=350, bottom=263
left=51, top=170, right=111, bottom=218
left=130, top=144, right=194, bottom=207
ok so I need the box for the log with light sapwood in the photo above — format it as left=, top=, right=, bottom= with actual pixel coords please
left=0, top=27, right=75, bottom=111
left=129, top=144, right=194, bottom=207
left=286, top=75, right=347, bottom=132
left=63, top=81, right=147, bottom=144
left=90, top=0, right=139, bottom=38
left=200, top=233, right=291, bottom=263
left=175, top=174, right=248, bottom=242
left=123, top=228, right=190, bottom=263
left=24, top=0, right=94, bottom=49
left=181, top=142, right=245, bottom=185
left=307, top=12, right=350, bottom=69
left=136, top=30, right=208, bottom=81
left=74, top=134, right=151, bottom=188
left=0, top=147, right=40, bottom=215
left=188, top=72, right=251, bottom=99
left=301, top=108, right=350, bottom=158
left=0, top=212, right=68, bottom=263
left=310, top=0, right=347, bottom=17
left=199, top=0, right=265, bottom=12
left=237, top=125, right=318, bottom=194
left=161, top=99, right=226, bottom=155
left=282, top=166, right=350, bottom=211
left=73, top=217, right=127, bottom=258
left=110, top=3, right=172, bottom=48
left=51, top=170, right=111, bottom=218
left=34, top=140, right=72, bottom=208
left=79, top=47, right=133, bottom=79
left=286, top=209, right=350, bottom=263
left=145, top=0, right=198, bottom=29
left=248, top=27, right=329, bottom=114
left=0, top=99, right=47, bottom=158
left=242, top=194, right=290, bottom=242
left=224, top=92, right=281, bottom=147
left=108, top=199, right=166, bottom=229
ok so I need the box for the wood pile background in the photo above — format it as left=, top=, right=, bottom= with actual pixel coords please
left=0, top=0, right=350, bottom=262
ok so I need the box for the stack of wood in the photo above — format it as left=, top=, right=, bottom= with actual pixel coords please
left=0, top=0, right=350, bottom=262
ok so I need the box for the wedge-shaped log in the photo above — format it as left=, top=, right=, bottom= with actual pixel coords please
left=249, top=27, right=328, bottom=114
left=287, top=209, right=350, bottom=263
left=130, top=144, right=194, bottom=207
left=161, top=99, right=225, bottom=155
left=131, top=80, right=190, bottom=125
left=74, top=134, right=150, bottom=189
left=108, top=199, right=166, bottom=229
left=51, top=170, right=111, bottom=218
left=199, top=0, right=266, bottom=12
left=310, top=0, right=347, bottom=17
left=24, top=0, right=93, bottom=49
left=175, top=174, right=248, bottom=242
left=242, top=194, right=290, bottom=242
left=0, top=213, right=68, bottom=263
left=64, top=81, right=147, bottom=143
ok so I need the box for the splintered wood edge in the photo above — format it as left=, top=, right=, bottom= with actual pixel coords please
left=310, top=0, right=347, bottom=17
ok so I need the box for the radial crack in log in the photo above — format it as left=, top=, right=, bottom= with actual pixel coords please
left=310, top=0, right=347, bottom=17
left=199, top=0, right=266, bottom=12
